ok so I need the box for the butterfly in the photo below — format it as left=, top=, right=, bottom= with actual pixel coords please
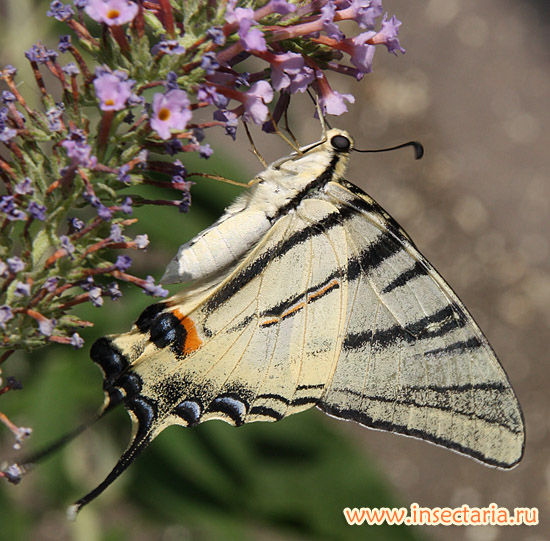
left=10, top=128, right=525, bottom=517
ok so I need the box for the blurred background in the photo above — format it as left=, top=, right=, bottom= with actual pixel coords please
left=0, top=0, right=548, bottom=539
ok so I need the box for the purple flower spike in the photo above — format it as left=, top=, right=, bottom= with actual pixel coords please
left=110, top=223, right=124, bottom=242
left=62, top=63, right=80, bottom=76
left=321, top=1, right=343, bottom=41
left=197, top=85, right=228, bottom=109
left=68, top=217, right=84, bottom=232
left=47, top=1, right=74, bottom=22
left=371, top=14, right=405, bottom=55
left=0, top=126, right=17, bottom=143
left=164, top=139, right=183, bottom=156
left=85, top=0, right=138, bottom=26
left=28, top=201, right=47, bottom=221
left=239, top=18, right=267, bottom=52
left=206, top=27, right=225, bottom=46
left=2, top=91, right=16, bottom=104
left=70, top=333, right=85, bottom=349
left=115, top=255, right=132, bottom=271
left=0, top=196, right=26, bottom=221
left=165, top=71, right=179, bottom=91
left=117, top=164, right=131, bottom=183
left=97, top=204, right=113, bottom=221
left=200, top=52, right=220, bottom=75
left=38, top=317, right=56, bottom=336
left=266, top=0, right=296, bottom=15
left=317, top=74, right=355, bottom=115
left=150, top=89, right=192, bottom=140
left=3, top=65, right=17, bottom=77
left=268, top=52, right=306, bottom=92
left=347, top=0, right=383, bottom=30
left=14, top=282, right=31, bottom=297
left=173, top=159, right=186, bottom=178
left=46, top=106, right=63, bottom=132
left=242, top=81, right=274, bottom=124
left=60, top=235, right=75, bottom=257
left=134, top=234, right=149, bottom=249
left=143, top=276, right=168, bottom=297
left=94, top=69, right=134, bottom=111
left=224, top=118, right=238, bottom=140
left=105, top=282, right=122, bottom=300
left=226, top=5, right=267, bottom=52
left=89, top=287, right=104, bottom=307
left=121, top=197, right=133, bottom=214
left=199, top=144, right=213, bottom=159
left=14, top=178, right=34, bottom=195
left=61, top=138, right=96, bottom=168
left=0, top=305, right=14, bottom=329
left=58, top=35, right=72, bottom=53
left=178, top=190, right=192, bottom=213
left=345, top=32, right=376, bottom=74
left=289, top=66, right=315, bottom=94
left=44, top=277, right=59, bottom=292
left=320, top=88, right=355, bottom=115
left=7, top=257, right=25, bottom=273
left=152, top=40, right=186, bottom=56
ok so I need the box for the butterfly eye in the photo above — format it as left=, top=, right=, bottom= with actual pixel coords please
left=330, top=134, right=351, bottom=151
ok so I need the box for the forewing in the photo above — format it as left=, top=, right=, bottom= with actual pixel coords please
left=318, top=180, right=524, bottom=468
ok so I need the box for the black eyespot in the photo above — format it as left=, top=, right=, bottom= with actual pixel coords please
left=330, top=134, right=351, bottom=151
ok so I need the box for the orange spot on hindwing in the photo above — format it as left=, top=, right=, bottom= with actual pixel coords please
left=172, top=309, right=202, bottom=354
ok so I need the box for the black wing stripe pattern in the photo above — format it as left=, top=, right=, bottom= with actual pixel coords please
left=317, top=181, right=524, bottom=468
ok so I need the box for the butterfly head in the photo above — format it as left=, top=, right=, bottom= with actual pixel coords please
left=299, top=128, right=354, bottom=155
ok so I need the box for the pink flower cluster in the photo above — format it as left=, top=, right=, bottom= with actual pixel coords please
left=77, top=0, right=405, bottom=141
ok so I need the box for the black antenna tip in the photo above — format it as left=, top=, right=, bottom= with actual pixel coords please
left=411, top=141, right=424, bottom=160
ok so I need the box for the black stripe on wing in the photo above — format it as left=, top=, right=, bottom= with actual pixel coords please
left=343, top=304, right=471, bottom=351
left=338, top=179, right=417, bottom=247
left=325, top=382, right=522, bottom=434
left=204, top=205, right=360, bottom=312
left=249, top=384, right=326, bottom=421
left=319, top=400, right=519, bottom=468
left=382, top=261, right=430, bottom=294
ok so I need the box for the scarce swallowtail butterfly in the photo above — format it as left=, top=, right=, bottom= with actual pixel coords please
left=11, top=128, right=525, bottom=517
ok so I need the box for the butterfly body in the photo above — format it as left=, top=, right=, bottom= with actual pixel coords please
left=66, top=129, right=524, bottom=514
left=162, top=131, right=351, bottom=284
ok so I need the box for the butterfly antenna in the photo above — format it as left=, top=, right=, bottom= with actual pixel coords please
left=355, top=140, right=424, bottom=160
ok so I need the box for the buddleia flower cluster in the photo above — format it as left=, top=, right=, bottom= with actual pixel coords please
left=0, top=0, right=404, bottom=454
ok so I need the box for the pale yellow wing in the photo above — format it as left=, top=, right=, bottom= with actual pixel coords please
left=318, top=180, right=524, bottom=468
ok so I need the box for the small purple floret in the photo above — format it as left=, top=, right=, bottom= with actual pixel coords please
left=150, top=89, right=192, bottom=140
left=85, top=0, right=138, bottom=26
left=94, top=69, right=134, bottom=111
